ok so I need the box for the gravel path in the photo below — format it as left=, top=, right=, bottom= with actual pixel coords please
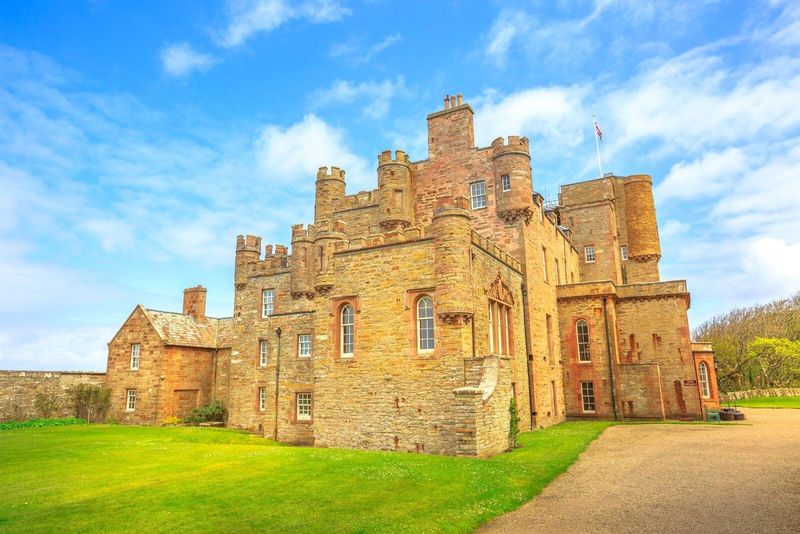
left=479, top=409, right=800, bottom=533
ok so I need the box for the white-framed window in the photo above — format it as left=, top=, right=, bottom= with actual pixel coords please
left=262, top=289, right=275, bottom=318
left=542, top=247, right=548, bottom=282
left=620, top=245, right=628, bottom=261
left=417, top=296, right=435, bottom=352
left=258, top=387, right=267, bottom=411
left=130, top=344, right=140, bottom=370
left=577, top=320, right=591, bottom=362
left=470, top=181, right=486, bottom=209
left=584, top=245, right=596, bottom=263
left=296, top=392, right=312, bottom=421
left=298, top=334, right=312, bottom=358
left=501, top=174, right=511, bottom=192
left=126, top=389, right=136, bottom=412
left=699, top=362, right=711, bottom=399
left=259, top=340, right=268, bottom=366
left=581, top=381, right=596, bottom=413
left=341, top=304, right=354, bottom=357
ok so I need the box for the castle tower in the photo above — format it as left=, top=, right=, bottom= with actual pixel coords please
left=313, top=221, right=348, bottom=295
left=427, top=93, right=474, bottom=159
left=235, top=234, right=261, bottom=288
left=623, top=174, right=661, bottom=282
left=315, top=166, right=346, bottom=225
left=491, top=136, right=534, bottom=225
left=432, top=196, right=473, bottom=323
left=377, top=150, right=414, bottom=230
left=290, top=224, right=315, bottom=299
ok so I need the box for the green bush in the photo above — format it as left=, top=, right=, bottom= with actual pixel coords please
left=508, top=396, right=521, bottom=450
left=186, top=401, right=227, bottom=423
left=34, top=392, right=62, bottom=418
left=0, top=418, right=87, bottom=431
left=68, top=383, right=111, bottom=423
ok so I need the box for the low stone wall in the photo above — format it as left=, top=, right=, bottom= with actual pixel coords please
left=721, top=388, right=800, bottom=402
left=0, top=370, right=106, bottom=421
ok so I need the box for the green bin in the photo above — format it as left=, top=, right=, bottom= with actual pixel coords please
left=707, top=411, right=721, bottom=422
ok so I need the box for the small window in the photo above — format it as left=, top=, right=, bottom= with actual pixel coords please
left=126, top=389, right=136, bottom=412
left=501, top=174, right=511, bottom=192
left=620, top=245, right=628, bottom=261
left=581, top=381, right=596, bottom=413
left=296, top=392, right=312, bottom=421
left=259, top=340, right=268, bottom=366
left=417, top=296, right=435, bottom=352
left=298, top=334, right=312, bottom=358
left=542, top=247, right=548, bottom=282
left=130, top=344, right=140, bottom=370
left=470, top=181, right=486, bottom=209
left=577, top=320, right=591, bottom=362
left=341, top=304, right=354, bottom=357
left=699, top=362, right=711, bottom=399
left=262, top=289, right=275, bottom=318
left=258, top=387, right=267, bottom=411
left=584, top=246, right=596, bottom=263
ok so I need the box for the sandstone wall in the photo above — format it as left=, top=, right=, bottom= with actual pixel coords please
left=721, top=388, right=800, bottom=402
left=0, top=370, right=106, bottom=421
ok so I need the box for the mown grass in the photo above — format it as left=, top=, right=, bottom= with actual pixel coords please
left=727, top=396, right=800, bottom=409
left=0, top=421, right=610, bottom=533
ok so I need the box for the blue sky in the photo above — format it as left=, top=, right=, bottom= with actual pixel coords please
left=1, top=0, right=799, bottom=371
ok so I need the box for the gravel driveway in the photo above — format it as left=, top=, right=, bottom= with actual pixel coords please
left=478, top=408, right=800, bottom=533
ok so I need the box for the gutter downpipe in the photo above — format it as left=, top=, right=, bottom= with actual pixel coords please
left=602, top=296, right=619, bottom=421
left=273, top=327, right=282, bottom=440
left=521, top=284, right=536, bottom=429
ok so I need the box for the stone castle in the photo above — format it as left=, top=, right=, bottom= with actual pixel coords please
left=100, top=95, right=719, bottom=457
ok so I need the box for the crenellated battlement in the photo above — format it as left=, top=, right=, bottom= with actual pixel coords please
left=377, top=149, right=411, bottom=167
left=291, top=223, right=316, bottom=240
left=332, top=190, right=378, bottom=212
left=317, top=166, right=346, bottom=181
left=491, top=136, right=530, bottom=159
left=236, top=234, right=261, bottom=253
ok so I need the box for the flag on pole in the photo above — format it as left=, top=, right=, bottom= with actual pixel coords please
left=594, top=121, right=603, bottom=141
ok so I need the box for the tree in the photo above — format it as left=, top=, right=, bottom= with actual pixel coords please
left=508, top=396, right=520, bottom=450
left=69, top=383, right=111, bottom=423
left=34, top=392, right=62, bottom=418
left=746, top=337, right=800, bottom=388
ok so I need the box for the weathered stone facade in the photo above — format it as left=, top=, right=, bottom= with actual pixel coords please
left=0, top=94, right=718, bottom=454
left=0, top=370, right=106, bottom=421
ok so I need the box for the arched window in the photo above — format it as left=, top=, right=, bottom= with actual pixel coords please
left=341, top=304, right=354, bottom=357
left=576, top=320, right=591, bottom=362
left=417, top=296, right=435, bottom=351
left=699, top=362, right=711, bottom=398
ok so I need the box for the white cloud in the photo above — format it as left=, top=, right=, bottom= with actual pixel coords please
left=741, top=237, right=800, bottom=301
left=255, top=113, right=372, bottom=192
left=310, top=77, right=408, bottom=119
left=657, top=148, right=746, bottom=201
left=330, top=33, right=401, bottom=64
left=660, top=220, right=690, bottom=238
left=0, top=324, right=116, bottom=371
left=218, top=0, right=350, bottom=48
left=160, top=43, right=218, bottom=77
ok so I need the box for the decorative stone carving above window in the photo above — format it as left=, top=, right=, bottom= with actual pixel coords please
left=485, top=272, right=515, bottom=305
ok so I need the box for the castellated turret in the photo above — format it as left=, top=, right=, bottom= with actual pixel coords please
left=492, top=136, right=534, bottom=225
left=622, top=174, right=661, bottom=282
left=235, top=234, right=261, bottom=287
left=432, top=196, right=473, bottom=323
left=313, top=220, right=348, bottom=295
left=290, top=224, right=315, bottom=299
left=315, top=166, right=346, bottom=225
left=377, top=150, right=414, bottom=230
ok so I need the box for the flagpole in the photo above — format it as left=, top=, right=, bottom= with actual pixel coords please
left=593, top=113, right=603, bottom=179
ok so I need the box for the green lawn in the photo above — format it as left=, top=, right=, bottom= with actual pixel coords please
left=0, top=422, right=609, bottom=533
left=726, top=396, right=800, bottom=409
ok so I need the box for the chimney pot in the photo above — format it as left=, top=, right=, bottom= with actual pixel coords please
left=457, top=94, right=463, bottom=106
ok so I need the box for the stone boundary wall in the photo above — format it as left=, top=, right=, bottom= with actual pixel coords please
left=0, top=370, right=106, bottom=421
left=721, top=388, right=800, bottom=402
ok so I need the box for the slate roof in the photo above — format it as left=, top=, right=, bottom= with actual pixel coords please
left=141, top=307, right=233, bottom=349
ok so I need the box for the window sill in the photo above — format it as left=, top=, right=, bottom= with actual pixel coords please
left=293, top=419, right=313, bottom=425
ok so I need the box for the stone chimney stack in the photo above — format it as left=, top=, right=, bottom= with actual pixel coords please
left=183, top=285, right=207, bottom=322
